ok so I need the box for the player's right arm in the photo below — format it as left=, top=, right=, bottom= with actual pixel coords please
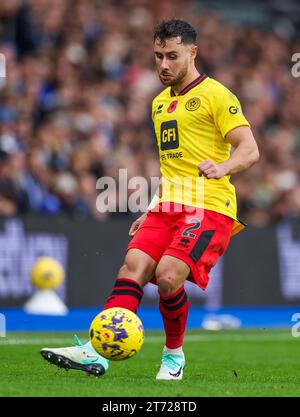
left=129, top=189, right=160, bottom=237
left=129, top=213, right=147, bottom=237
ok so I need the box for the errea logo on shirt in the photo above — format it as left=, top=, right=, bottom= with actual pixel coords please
left=156, top=104, right=163, bottom=115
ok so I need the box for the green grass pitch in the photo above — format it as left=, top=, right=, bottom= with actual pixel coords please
left=0, top=329, right=299, bottom=397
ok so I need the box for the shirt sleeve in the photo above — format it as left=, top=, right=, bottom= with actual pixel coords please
left=151, top=99, right=157, bottom=122
left=211, top=86, right=250, bottom=138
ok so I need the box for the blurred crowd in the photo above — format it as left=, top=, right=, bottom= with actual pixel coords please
left=0, top=0, right=300, bottom=226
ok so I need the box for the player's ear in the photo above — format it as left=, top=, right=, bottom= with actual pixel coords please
left=190, top=44, right=197, bottom=60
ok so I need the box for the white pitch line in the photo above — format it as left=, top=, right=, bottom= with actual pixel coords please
left=146, top=333, right=294, bottom=343
left=0, top=338, right=74, bottom=346
left=0, top=332, right=295, bottom=346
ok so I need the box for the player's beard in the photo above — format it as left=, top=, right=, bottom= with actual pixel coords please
left=160, top=63, right=189, bottom=88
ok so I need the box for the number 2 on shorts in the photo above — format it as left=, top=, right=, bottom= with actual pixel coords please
left=182, top=218, right=201, bottom=239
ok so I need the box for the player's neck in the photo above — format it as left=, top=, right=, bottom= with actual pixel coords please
left=171, top=69, right=201, bottom=95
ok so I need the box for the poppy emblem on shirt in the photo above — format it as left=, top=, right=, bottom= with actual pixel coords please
left=167, top=100, right=178, bottom=113
left=185, top=97, right=201, bottom=111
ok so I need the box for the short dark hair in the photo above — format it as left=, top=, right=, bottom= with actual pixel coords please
left=153, top=19, right=197, bottom=45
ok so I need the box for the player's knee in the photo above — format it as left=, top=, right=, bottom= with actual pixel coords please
left=118, top=263, right=132, bottom=277
left=116, top=263, right=145, bottom=288
left=155, top=267, right=179, bottom=296
left=118, top=263, right=145, bottom=278
left=117, top=255, right=155, bottom=287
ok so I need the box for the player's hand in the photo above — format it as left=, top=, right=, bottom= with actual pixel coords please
left=129, top=212, right=147, bottom=237
left=198, top=160, right=228, bottom=179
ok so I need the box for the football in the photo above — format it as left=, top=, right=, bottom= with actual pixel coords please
left=89, top=307, right=144, bottom=361
left=31, top=257, right=65, bottom=290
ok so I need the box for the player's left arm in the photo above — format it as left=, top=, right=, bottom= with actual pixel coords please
left=198, top=126, right=259, bottom=179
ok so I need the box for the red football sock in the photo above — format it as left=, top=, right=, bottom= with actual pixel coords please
left=103, top=278, right=143, bottom=313
left=159, top=286, right=189, bottom=349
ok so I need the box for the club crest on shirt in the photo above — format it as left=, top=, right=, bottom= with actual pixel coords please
left=185, top=97, right=201, bottom=111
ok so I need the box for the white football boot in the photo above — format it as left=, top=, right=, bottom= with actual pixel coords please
left=40, top=335, right=109, bottom=377
left=156, top=347, right=185, bottom=380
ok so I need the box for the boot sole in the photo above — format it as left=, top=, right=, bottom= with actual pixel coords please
left=40, top=350, right=106, bottom=377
